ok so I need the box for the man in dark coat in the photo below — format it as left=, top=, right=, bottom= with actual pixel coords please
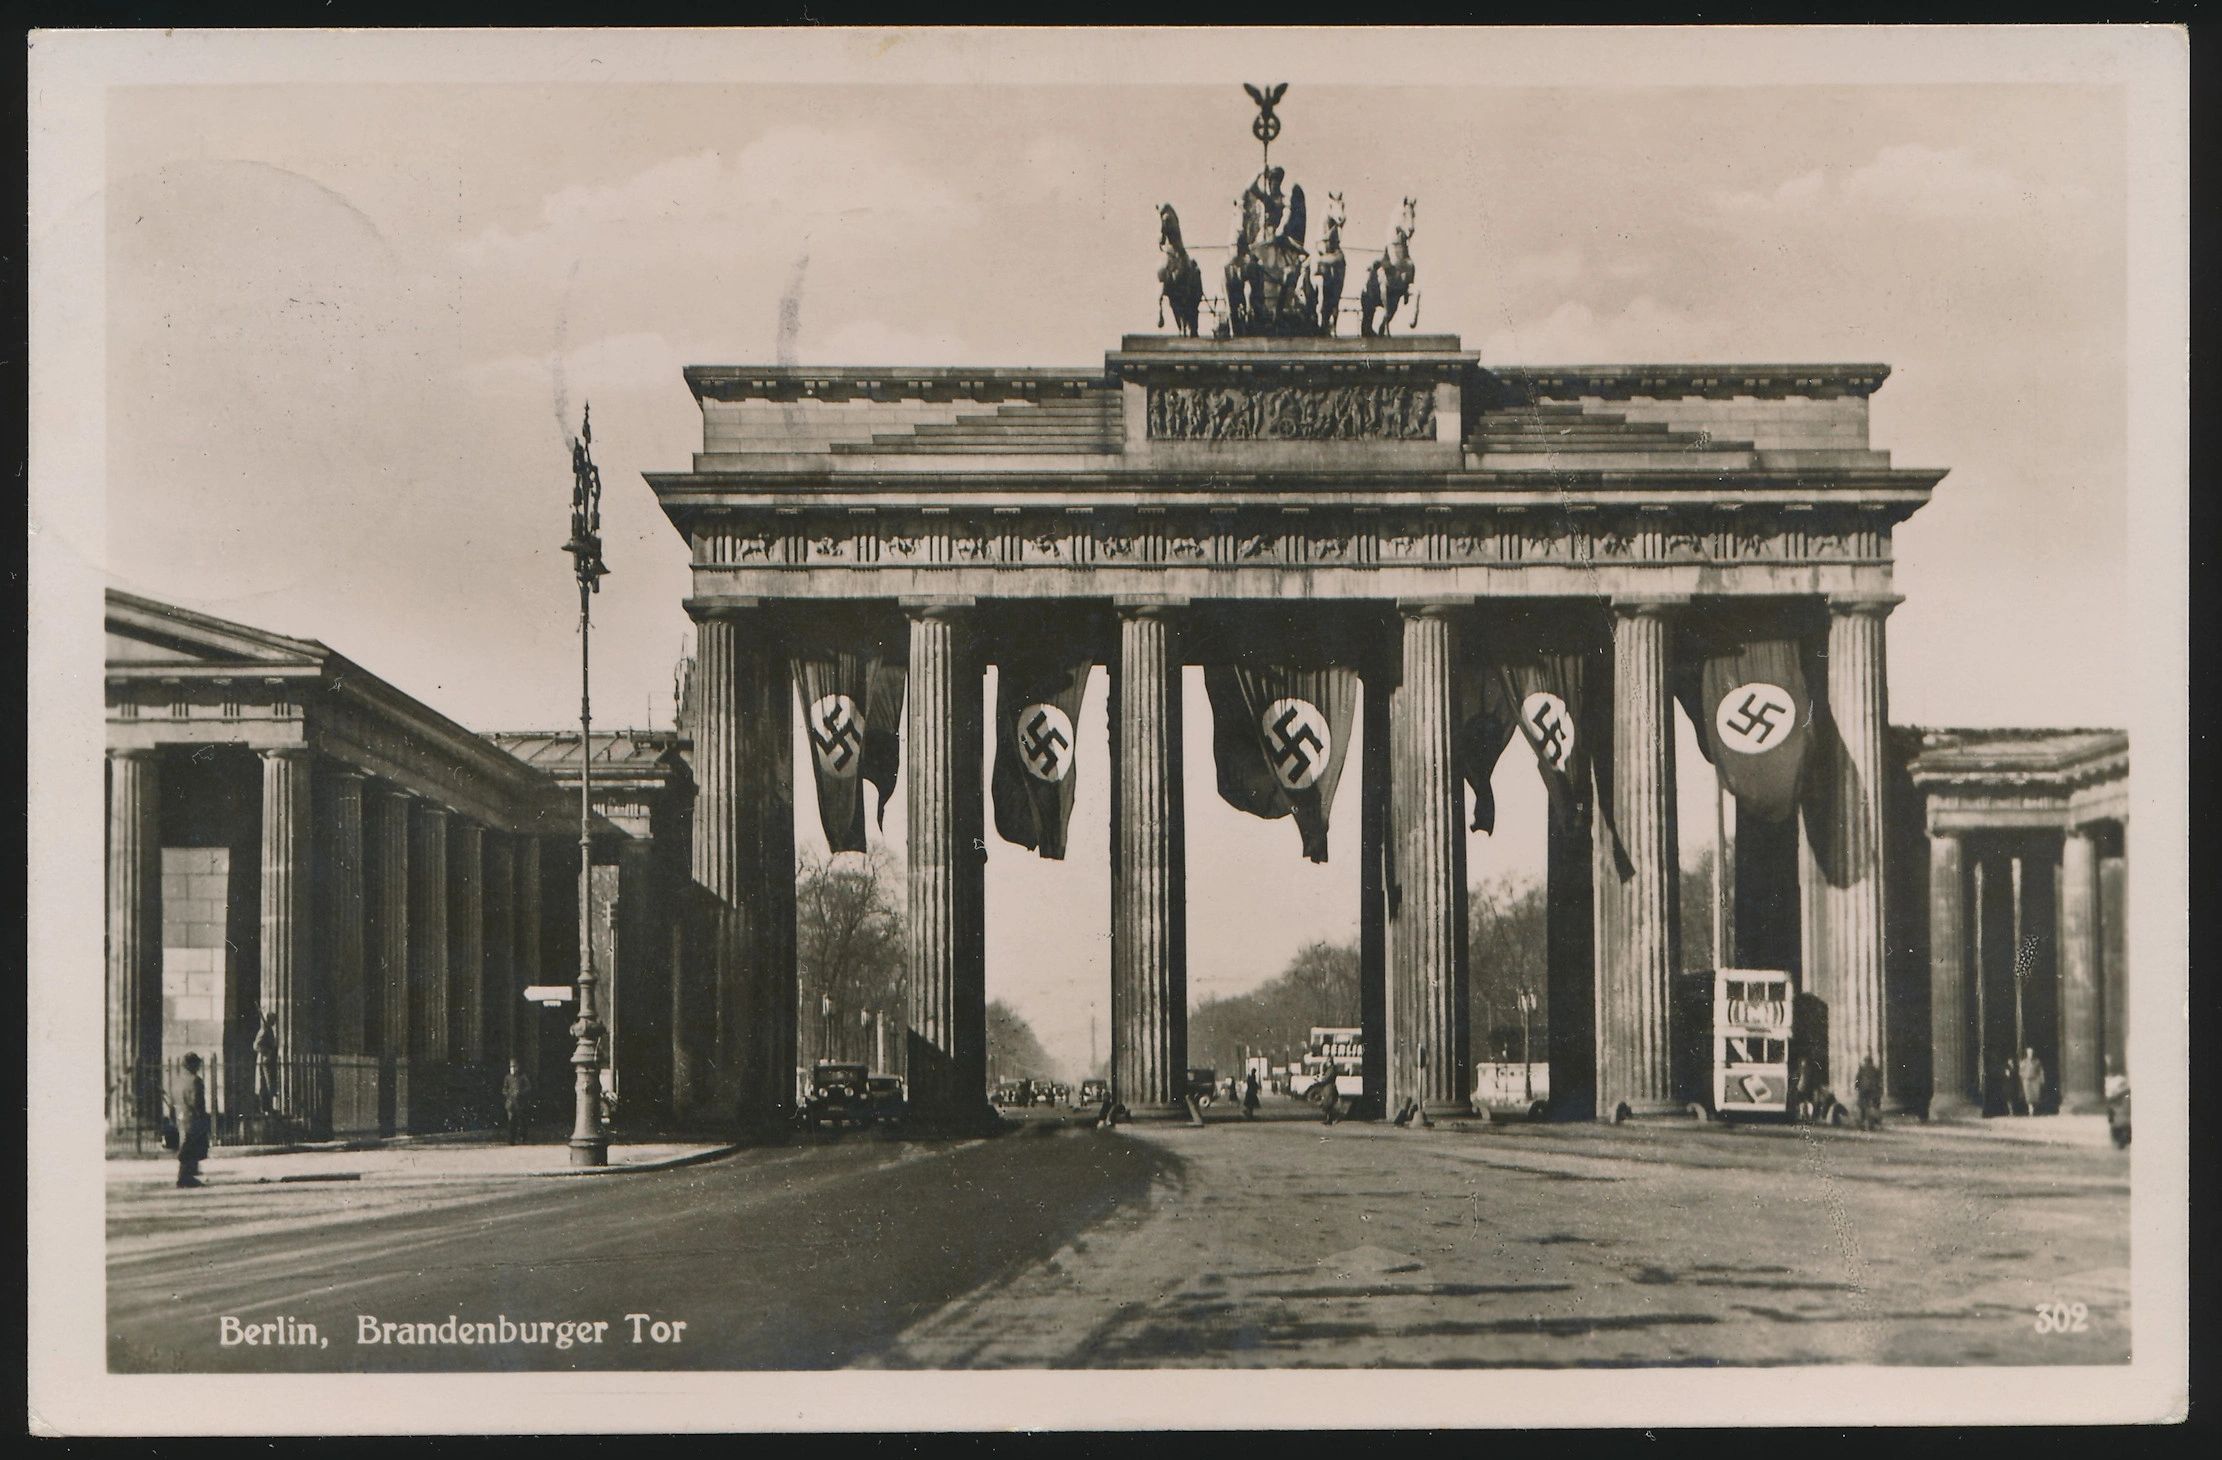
left=501, top=1060, right=534, bottom=1144
left=1853, top=1054, right=1884, bottom=1131
left=1242, top=1071, right=1262, bottom=1120
left=171, top=1052, right=211, bottom=1188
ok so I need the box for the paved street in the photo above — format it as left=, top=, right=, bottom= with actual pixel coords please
left=108, top=1109, right=2128, bottom=1371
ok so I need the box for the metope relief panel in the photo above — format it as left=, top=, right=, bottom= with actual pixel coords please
left=1146, top=384, right=1437, bottom=441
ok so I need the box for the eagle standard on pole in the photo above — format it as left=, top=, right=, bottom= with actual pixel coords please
left=563, top=405, right=611, bottom=1167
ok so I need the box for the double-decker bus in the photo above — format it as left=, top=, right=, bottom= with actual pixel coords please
left=1291, top=1026, right=1363, bottom=1101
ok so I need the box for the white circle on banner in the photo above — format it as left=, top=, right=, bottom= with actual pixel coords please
left=1015, top=703, right=1075, bottom=782
left=1715, top=682, right=1796, bottom=755
left=806, top=693, right=864, bottom=778
left=1261, top=697, right=1331, bottom=791
left=1519, top=691, right=1575, bottom=772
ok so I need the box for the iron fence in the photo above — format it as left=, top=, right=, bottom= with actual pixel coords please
left=110, top=1053, right=385, bottom=1152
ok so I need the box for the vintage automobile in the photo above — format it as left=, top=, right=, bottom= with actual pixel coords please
left=864, top=1074, right=907, bottom=1129
left=1183, top=1067, right=1218, bottom=1108
left=804, top=1061, right=872, bottom=1132
left=1077, top=1078, right=1110, bottom=1109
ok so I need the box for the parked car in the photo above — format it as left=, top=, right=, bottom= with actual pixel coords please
left=1183, top=1067, right=1218, bottom=1108
left=1078, top=1078, right=1109, bottom=1109
left=864, top=1074, right=907, bottom=1129
left=804, top=1061, right=872, bottom=1132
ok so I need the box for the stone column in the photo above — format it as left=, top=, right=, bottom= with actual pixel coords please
left=1358, top=669, right=1390, bottom=1120
left=908, top=604, right=991, bottom=1128
left=1594, top=599, right=1679, bottom=1120
left=259, top=747, right=315, bottom=1124
left=483, top=830, right=515, bottom=1074
left=409, top=802, right=450, bottom=1129
left=106, top=749, right=163, bottom=1132
left=1388, top=604, right=1470, bottom=1120
left=2057, top=826, right=2103, bottom=1112
left=1809, top=596, right=1895, bottom=1101
left=1545, top=801, right=1596, bottom=1121
left=1926, top=832, right=1976, bottom=1118
left=2100, top=842, right=2126, bottom=1076
left=513, top=836, right=543, bottom=1085
left=369, top=787, right=413, bottom=1133
left=449, top=821, right=486, bottom=1086
left=693, top=609, right=798, bottom=1130
left=323, top=769, right=367, bottom=1057
left=1110, top=604, right=1186, bottom=1120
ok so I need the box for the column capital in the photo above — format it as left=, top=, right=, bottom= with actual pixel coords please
left=325, top=763, right=368, bottom=785
left=107, top=745, right=161, bottom=762
left=1113, top=598, right=1187, bottom=619
left=684, top=596, right=762, bottom=622
left=259, top=744, right=314, bottom=763
left=1394, top=598, right=1467, bottom=621
left=1827, top=592, right=1903, bottom=618
left=414, top=801, right=452, bottom=823
left=900, top=597, right=978, bottom=621
left=1609, top=595, right=1687, bottom=618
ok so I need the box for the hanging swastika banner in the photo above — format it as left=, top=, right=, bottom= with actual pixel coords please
left=1207, top=662, right=1356, bottom=864
left=793, top=636, right=906, bottom=854
left=807, top=693, right=864, bottom=778
left=992, top=655, right=1092, bottom=860
left=1261, top=698, right=1331, bottom=791
left=1519, top=691, right=1575, bottom=772
left=1694, top=637, right=1813, bottom=824
left=1016, top=703, right=1075, bottom=783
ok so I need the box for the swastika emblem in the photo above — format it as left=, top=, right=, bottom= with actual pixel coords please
left=1738, top=1072, right=1773, bottom=1104
left=1262, top=697, right=1330, bottom=791
left=806, top=693, right=864, bottom=778
left=1519, top=691, right=1575, bottom=772
left=1016, top=703, right=1075, bottom=783
left=1716, top=681, right=1796, bottom=755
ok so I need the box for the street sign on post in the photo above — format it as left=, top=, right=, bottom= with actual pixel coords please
left=524, top=985, right=576, bottom=1007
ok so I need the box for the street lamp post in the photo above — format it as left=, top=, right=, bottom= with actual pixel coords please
left=1517, top=989, right=1537, bottom=1103
left=562, top=405, right=611, bottom=1168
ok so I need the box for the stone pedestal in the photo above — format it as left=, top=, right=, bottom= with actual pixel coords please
left=1594, top=600, right=1679, bottom=1120
left=907, top=605, right=992, bottom=1129
left=106, top=749, right=163, bottom=1133
left=259, top=748, right=315, bottom=1125
left=1387, top=605, right=1470, bottom=1120
left=1111, top=605, right=1187, bottom=1119
left=408, top=802, right=450, bottom=1129
left=1926, top=832, right=1976, bottom=1118
left=370, top=788, right=413, bottom=1133
left=1807, top=597, right=1894, bottom=1100
left=2057, top=827, right=2103, bottom=1113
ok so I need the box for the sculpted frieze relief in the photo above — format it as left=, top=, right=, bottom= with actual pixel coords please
left=1146, top=384, right=1436, bottom=441
left=691, top=512, right=1889, bottom=571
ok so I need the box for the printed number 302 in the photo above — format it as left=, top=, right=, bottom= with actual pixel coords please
left=2035, top=1302, right=2090, bottom=1334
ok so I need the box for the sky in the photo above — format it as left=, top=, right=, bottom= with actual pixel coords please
left=94, top=53, right=2134, bottom=1081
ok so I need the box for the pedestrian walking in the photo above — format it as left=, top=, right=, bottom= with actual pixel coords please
left=2001, top=1055, right=2023, bottom=1116
left=2019, top=1048, right=2047, bottom=1117
left=171, top=1052, right=211, bottom=1189
left=1792, top=1055, right=1817, bottom=1122
left=1319, top=1073, right=1343, bottom=1126
left=1853, top=1053, right=1883, bottom=1131
left=1242, top=1070, right=1261, bottom=1121
left=502, top=1059, right=533, bottom=1144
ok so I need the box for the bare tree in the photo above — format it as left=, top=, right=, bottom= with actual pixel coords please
left=795, top=849, right=906, bottom=1066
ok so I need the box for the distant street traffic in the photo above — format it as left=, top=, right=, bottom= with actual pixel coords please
left=109, top=1107, right=2128, bottom=1370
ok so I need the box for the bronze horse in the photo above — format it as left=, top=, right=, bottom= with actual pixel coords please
left=1157, top=203, right=1203, bottom=337
left=1312, top=191, right=1346, bottom=334
left=1360, top=196, right=1418, bottom=337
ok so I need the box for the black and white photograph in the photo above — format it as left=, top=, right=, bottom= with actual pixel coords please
left=26, top=24, right=2188, bottom=1434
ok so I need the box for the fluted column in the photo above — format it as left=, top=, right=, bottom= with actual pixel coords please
left=1594, top=599, right=1679, bottom=1119
left=2100, top=844, right=2126, bottom=1076
left=1811, top=596, right=1894, bottom=1101
left=1111, top=604, right=1186, bottom=1118
left=1388, top=604, right=1469, bottom=1120
left=259, top=747, right=315, bottom=1121
left=736, top=621, right=797, bottom=1127
left=483, top=829, right=515, bottom=1072
left=1926, top=832, right=1975, bottom=1118
left=1358, top=668, right=1390, bottom=1120
left=106, top=749, right=163, bottom=1132
left=2057, top=827, right=2103, bottom=1112
left=908, top=604, right=990, bottom=1127
left=513, top=836, right=542, bottom=1079
left=323, top=769, right=367, bottom=1057
left=449, top=821, right=485, bottom=1079
left=369, top=787, right=413, bottom=1132
left=1545, top=800, right=1596, bottom=1121
left=409, top=802, right=450, bottom=1128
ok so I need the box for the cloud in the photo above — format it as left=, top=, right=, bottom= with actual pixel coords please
left=459, top=128, right=977, bottom=271
left=1710, top=142, right=2092, bottom=223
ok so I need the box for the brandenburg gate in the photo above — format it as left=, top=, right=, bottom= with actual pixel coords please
left=646, top=95, right=1944, bottom=1133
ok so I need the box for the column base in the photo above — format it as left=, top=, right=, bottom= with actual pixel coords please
left=1117, top=1101, right=1199, bottom=1125
left=1925, top=1097, right=1981, bottom=1122
left=1421, top=1097, right=1474, bottom=1123
left=901, top=1103, right=1007, bottom=1139
left=2065, top=1095, right=2109, bottom=1116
